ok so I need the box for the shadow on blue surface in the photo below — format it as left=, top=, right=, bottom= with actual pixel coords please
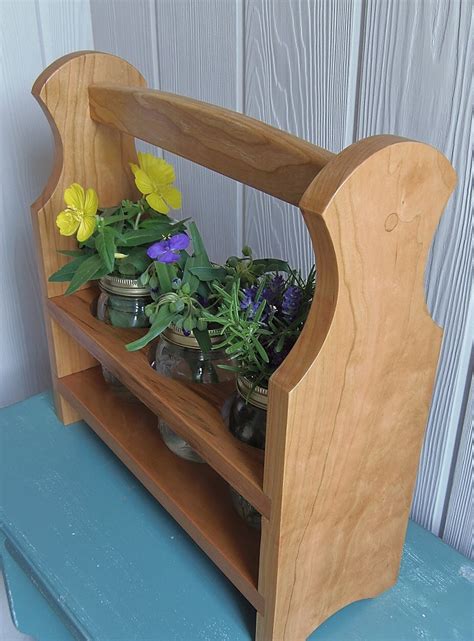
left=1, top=391, right=472, bottom=641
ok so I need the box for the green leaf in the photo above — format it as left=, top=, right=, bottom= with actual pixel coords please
left=155, top=261, right=173, bottom=293
left=58, top=249, right=86, bottom=257
left=119, top=227, right=168, bottom=247
left=65, top=254, right=105, bottom=295
left=188, top=265, right=227, bottom=282
left=95, top=226, right=116, bottom=272
left=193, top=328, right=212, bottom=353
left=116, top=247, right=150, bottom=277
left=48, top=253, right=90, bottom=282
left=182, top=256, right=200, bottom=294
left=126, top=305, right=175, bottom=351
left=188, top=221, right=209, bottom=261
left=252, top=258, right=290, bottom=273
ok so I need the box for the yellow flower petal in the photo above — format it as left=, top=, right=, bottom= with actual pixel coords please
left=56, top=210, right=79, bottom=236
left=147, top=157, right=176, bottom=187
left=146, top=192, right=169, bottom=214
left=137, top=152, right=159, bottom=177
left=76, top=215, right=97, bottom=242
left=133, top=168, right=155, bottom=195
left=64, top=183, right=85, bottom=210
left=84, top=188, right=98, bottom=217
left=129, top=162, right=140, bottom=177
left=161, top=185, right=182, bottom=210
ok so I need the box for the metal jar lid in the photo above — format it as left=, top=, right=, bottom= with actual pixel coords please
left=99, top=274, right=151, bottom=297
left=161, top=324, right=225, bottom=351
left=236, top=376, right=268, bottom=410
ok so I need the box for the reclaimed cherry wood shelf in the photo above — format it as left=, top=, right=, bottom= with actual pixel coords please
left=32, top=51, right=456, bottom=641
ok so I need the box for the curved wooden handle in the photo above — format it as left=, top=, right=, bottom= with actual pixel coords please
left=88, top=84, right=335, bottom=205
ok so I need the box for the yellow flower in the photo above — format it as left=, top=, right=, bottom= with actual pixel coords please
left=56, top=183, right=98, bottom=242
left=129, top=152, right=182, bottom=214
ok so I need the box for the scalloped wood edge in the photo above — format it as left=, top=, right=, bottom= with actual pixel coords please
left=31, top=51, right=456, bottom=640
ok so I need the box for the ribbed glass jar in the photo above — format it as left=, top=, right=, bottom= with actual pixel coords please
left=152, top=325, right=235, bottom=462
left=228, top=376, right=267, bottom=529
left=96, top=274, right=152, bottom=399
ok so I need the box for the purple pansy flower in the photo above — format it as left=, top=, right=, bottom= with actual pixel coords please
left=147, top=232, right=189, bottom=263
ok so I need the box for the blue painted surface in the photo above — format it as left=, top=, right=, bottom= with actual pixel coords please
left=1, top=533, right=75, bottom=641
left=1, top=391, right=473, bottom=641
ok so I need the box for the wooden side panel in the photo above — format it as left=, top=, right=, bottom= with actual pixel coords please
left=243, top=0, right=355, bottom=272
left=257, top=139, right=456, bottom=640
left=356, top=0, right=473, bottom=536
left=31, top=52, right=146, bottom=422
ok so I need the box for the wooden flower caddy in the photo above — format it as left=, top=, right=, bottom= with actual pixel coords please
left=32, top=52, right=456, bottom=641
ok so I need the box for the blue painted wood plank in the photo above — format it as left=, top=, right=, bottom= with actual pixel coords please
left=1, top=392, right=473, bottom=641
left=1, top=533, right=75, bottom=641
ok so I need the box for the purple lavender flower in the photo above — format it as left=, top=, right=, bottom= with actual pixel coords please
left=262, top=274, right=284, bottom=304
left=240, top=286, right=263, bottom=319
left=281, top=285, right=302, bottom=320
left=147, top=232, right=189, bottom=263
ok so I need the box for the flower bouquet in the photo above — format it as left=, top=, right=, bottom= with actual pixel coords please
left=49, top=153, right=185, bottom=294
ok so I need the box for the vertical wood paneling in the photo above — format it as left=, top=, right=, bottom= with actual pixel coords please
left=153, top=0, right=240, bottom=263
left=443, top=364, right=474, bottom=558
left=243, top=0, right=355, bottom=272
left=356, top=0, right=473, bottom=542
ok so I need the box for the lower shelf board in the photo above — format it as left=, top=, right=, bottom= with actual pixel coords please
left=57, top=366, right=264, bottom=613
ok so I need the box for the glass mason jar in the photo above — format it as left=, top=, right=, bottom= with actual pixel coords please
left=228, top=376, right=268, bottom=529
left=152, top=325, right=235, bottom=462
left=96, top=274, right=152, bottom=398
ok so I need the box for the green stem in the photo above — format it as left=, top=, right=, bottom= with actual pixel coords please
left=133, top=198, right=147, bottom=230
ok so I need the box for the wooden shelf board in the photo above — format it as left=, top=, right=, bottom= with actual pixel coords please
left=57, top=365, right=264, bottom=612
left=47, top=288, right=270, bottom=518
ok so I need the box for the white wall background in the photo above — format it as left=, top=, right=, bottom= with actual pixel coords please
left=0, top=0, right=472, bottom=558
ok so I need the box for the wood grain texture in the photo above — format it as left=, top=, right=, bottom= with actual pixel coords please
left=355, top=0, right=473, bottom=537
left=89, top=84, right=334, bottom=206
left=57, top=366, right=263, bottom=611
left=47, top=288, right=268, bottom=518
left=243, top=0, right=355, bottom=273
left=31, top=51, right=146, bottom=421
left=257, top=137, right=456, bottom=640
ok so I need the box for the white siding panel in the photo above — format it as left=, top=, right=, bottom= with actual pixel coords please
left=356, top=0, right=473, bottom=539
left=153, top=0, right=240, bottom=263
left=243, top=0, right=355, bottom=273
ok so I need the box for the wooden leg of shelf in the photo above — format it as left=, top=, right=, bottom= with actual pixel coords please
left=53, top=385, right=82, bottom=425
left=47, top=314, right=98, bottom=425
left=255, top=611, right=307, bottom=641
